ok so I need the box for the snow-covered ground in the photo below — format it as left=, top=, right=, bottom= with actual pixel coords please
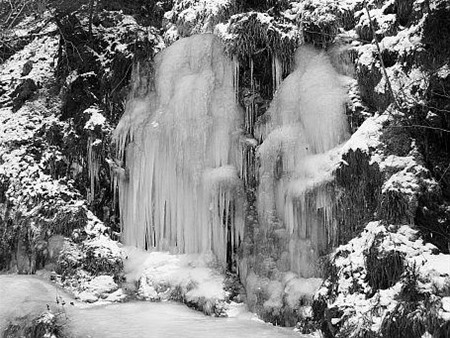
left=0, top=275, right=311, bottom=338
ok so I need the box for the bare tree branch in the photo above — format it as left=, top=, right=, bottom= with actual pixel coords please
left=364, top=2, right=401, bottom=111
left=388, top=124, right=450, bottom=133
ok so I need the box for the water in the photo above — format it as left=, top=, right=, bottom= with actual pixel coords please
left=0, top=275, right=305, bottom=338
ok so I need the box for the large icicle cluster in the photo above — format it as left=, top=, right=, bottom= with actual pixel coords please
left=114, top=34, right=244, bottom=266
left=256, top=46, right=349, bottom=277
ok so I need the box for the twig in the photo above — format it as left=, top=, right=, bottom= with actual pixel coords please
left=303, top=29, right=373, bottom=44
left=3, top=0, right=16, bottom=28
left=416, top=223, right=450, bottom=240
left=55, top=18, right=84, bottom=65
left=110, top=62, right=133, bottom=95
left=388, top=124, right=450, bottom=133
left=438, top=162, right=450, bottom=184
left=88, top=0, right=95, bottom=39
left=425, top=105, right=450, bottom=113
left=7, top=0, right=27, bottom=29
left=364, top=2, right=401, bottom=111
left=431, top=90, right=450, bottom=100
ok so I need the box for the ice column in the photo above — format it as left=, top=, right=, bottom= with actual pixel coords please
left=113, top=34, right=244, bottom=267
left=256, top=45, right=349, bottom=277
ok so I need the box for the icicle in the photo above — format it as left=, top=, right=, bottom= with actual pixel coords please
left=245, top=57, right=256, bottom=135
left=245, top=106, right=250, bottom=133
left=274, top=56, right=283, bottom=94
left=271, top=54, right=283, bottom=95
left=272, top=53, right=275, bottom=94
left=250, top=57, right=254, bottom=91
left=87, top=136, right=100, bottom=204
left=233, top=55, right=239, bottom=101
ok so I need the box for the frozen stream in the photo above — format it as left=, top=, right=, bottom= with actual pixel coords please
left=0, top=275, right=305, bottom=338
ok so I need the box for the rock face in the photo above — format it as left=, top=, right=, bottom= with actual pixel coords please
left=11, top=78, right=37, bottom=111
left=0, top=9, right=145, bottom=279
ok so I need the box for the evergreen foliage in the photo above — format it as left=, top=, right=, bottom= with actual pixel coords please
left=364, top=235, right=404, bottom=292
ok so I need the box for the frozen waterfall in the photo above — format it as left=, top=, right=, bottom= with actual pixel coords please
left=255, top=45, right=349, bottom=277
left=113, top=34, right=244, bottom=266
left=114, top=36, right=348, bottom=276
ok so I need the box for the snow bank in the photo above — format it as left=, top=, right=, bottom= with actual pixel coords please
left=317, top=221, right=450, bottom=334
left=123, top=247, right=237, bottom=316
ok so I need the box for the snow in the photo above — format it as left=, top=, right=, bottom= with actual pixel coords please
left=0, top=276, right=301, bottom=337
left=354, top=2, right=429, bottom=111
left=0, top=34, right=82, bottom=209
left=105, top=289, right=127, bottom=302
left=84, top=107, right=107, bottom=131
left=51, top=209, right=123, bottom=303
left=84, top=234, right=123, bottom=259
left=383, top=166, right=419, bottom=194
left=437, top=64, right=450, bottom=79
left=88, top=12, right=164, bottom=75
left=357, top=44, right=377, bottom=67
left=0, top=35, right=58, bottom=89
left=78, top=290, right=99, bottom=303
left=164, top=0, right=235, bottom=41
left=213, top=22, right=236, bottom=42
left=321, top=220, right=450, bottom=331
left=215, top=10, right=301, bottom=60
left=85, top=275, right=119, bottom=296
left=421, top=254, right=450, bottom=276
left=375, top=64, right=428, bottom=103
left=380, top=24, right=423, bottom=57
left=337, top=109, right=437, bottom=213
left=341, top=114, right=387, bottom=154
left=123, top=247, right=231, bottom=311
left=380, top=144, right=436, bottom=195
left=245, top=270, right=323, bottom=317
left=442, top=297, right=450, bottom=312
left=355, top=2, right=397, bottom=37
left=284, top=275, right=322, bottom=309
left=289, top=0, right=359, bottom=30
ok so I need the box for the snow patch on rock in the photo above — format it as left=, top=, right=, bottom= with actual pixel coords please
left=123, top=247, right=237, bottom=316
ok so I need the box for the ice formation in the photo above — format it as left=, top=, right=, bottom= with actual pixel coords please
left=256, top=45, right=349, bottom=277
left=114, top=34, right=244, bottom=266
left=114, top=36, right=349, bottom=277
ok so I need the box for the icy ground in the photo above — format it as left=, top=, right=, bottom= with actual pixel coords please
left=0, top=275, right=313, bottom=338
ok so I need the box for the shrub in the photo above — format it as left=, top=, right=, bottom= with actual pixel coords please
left=2, top=311, right=66, bottom=338
left=380, top=298, right=443, bottom=338
left=364, top=235, right=404, bottom=293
